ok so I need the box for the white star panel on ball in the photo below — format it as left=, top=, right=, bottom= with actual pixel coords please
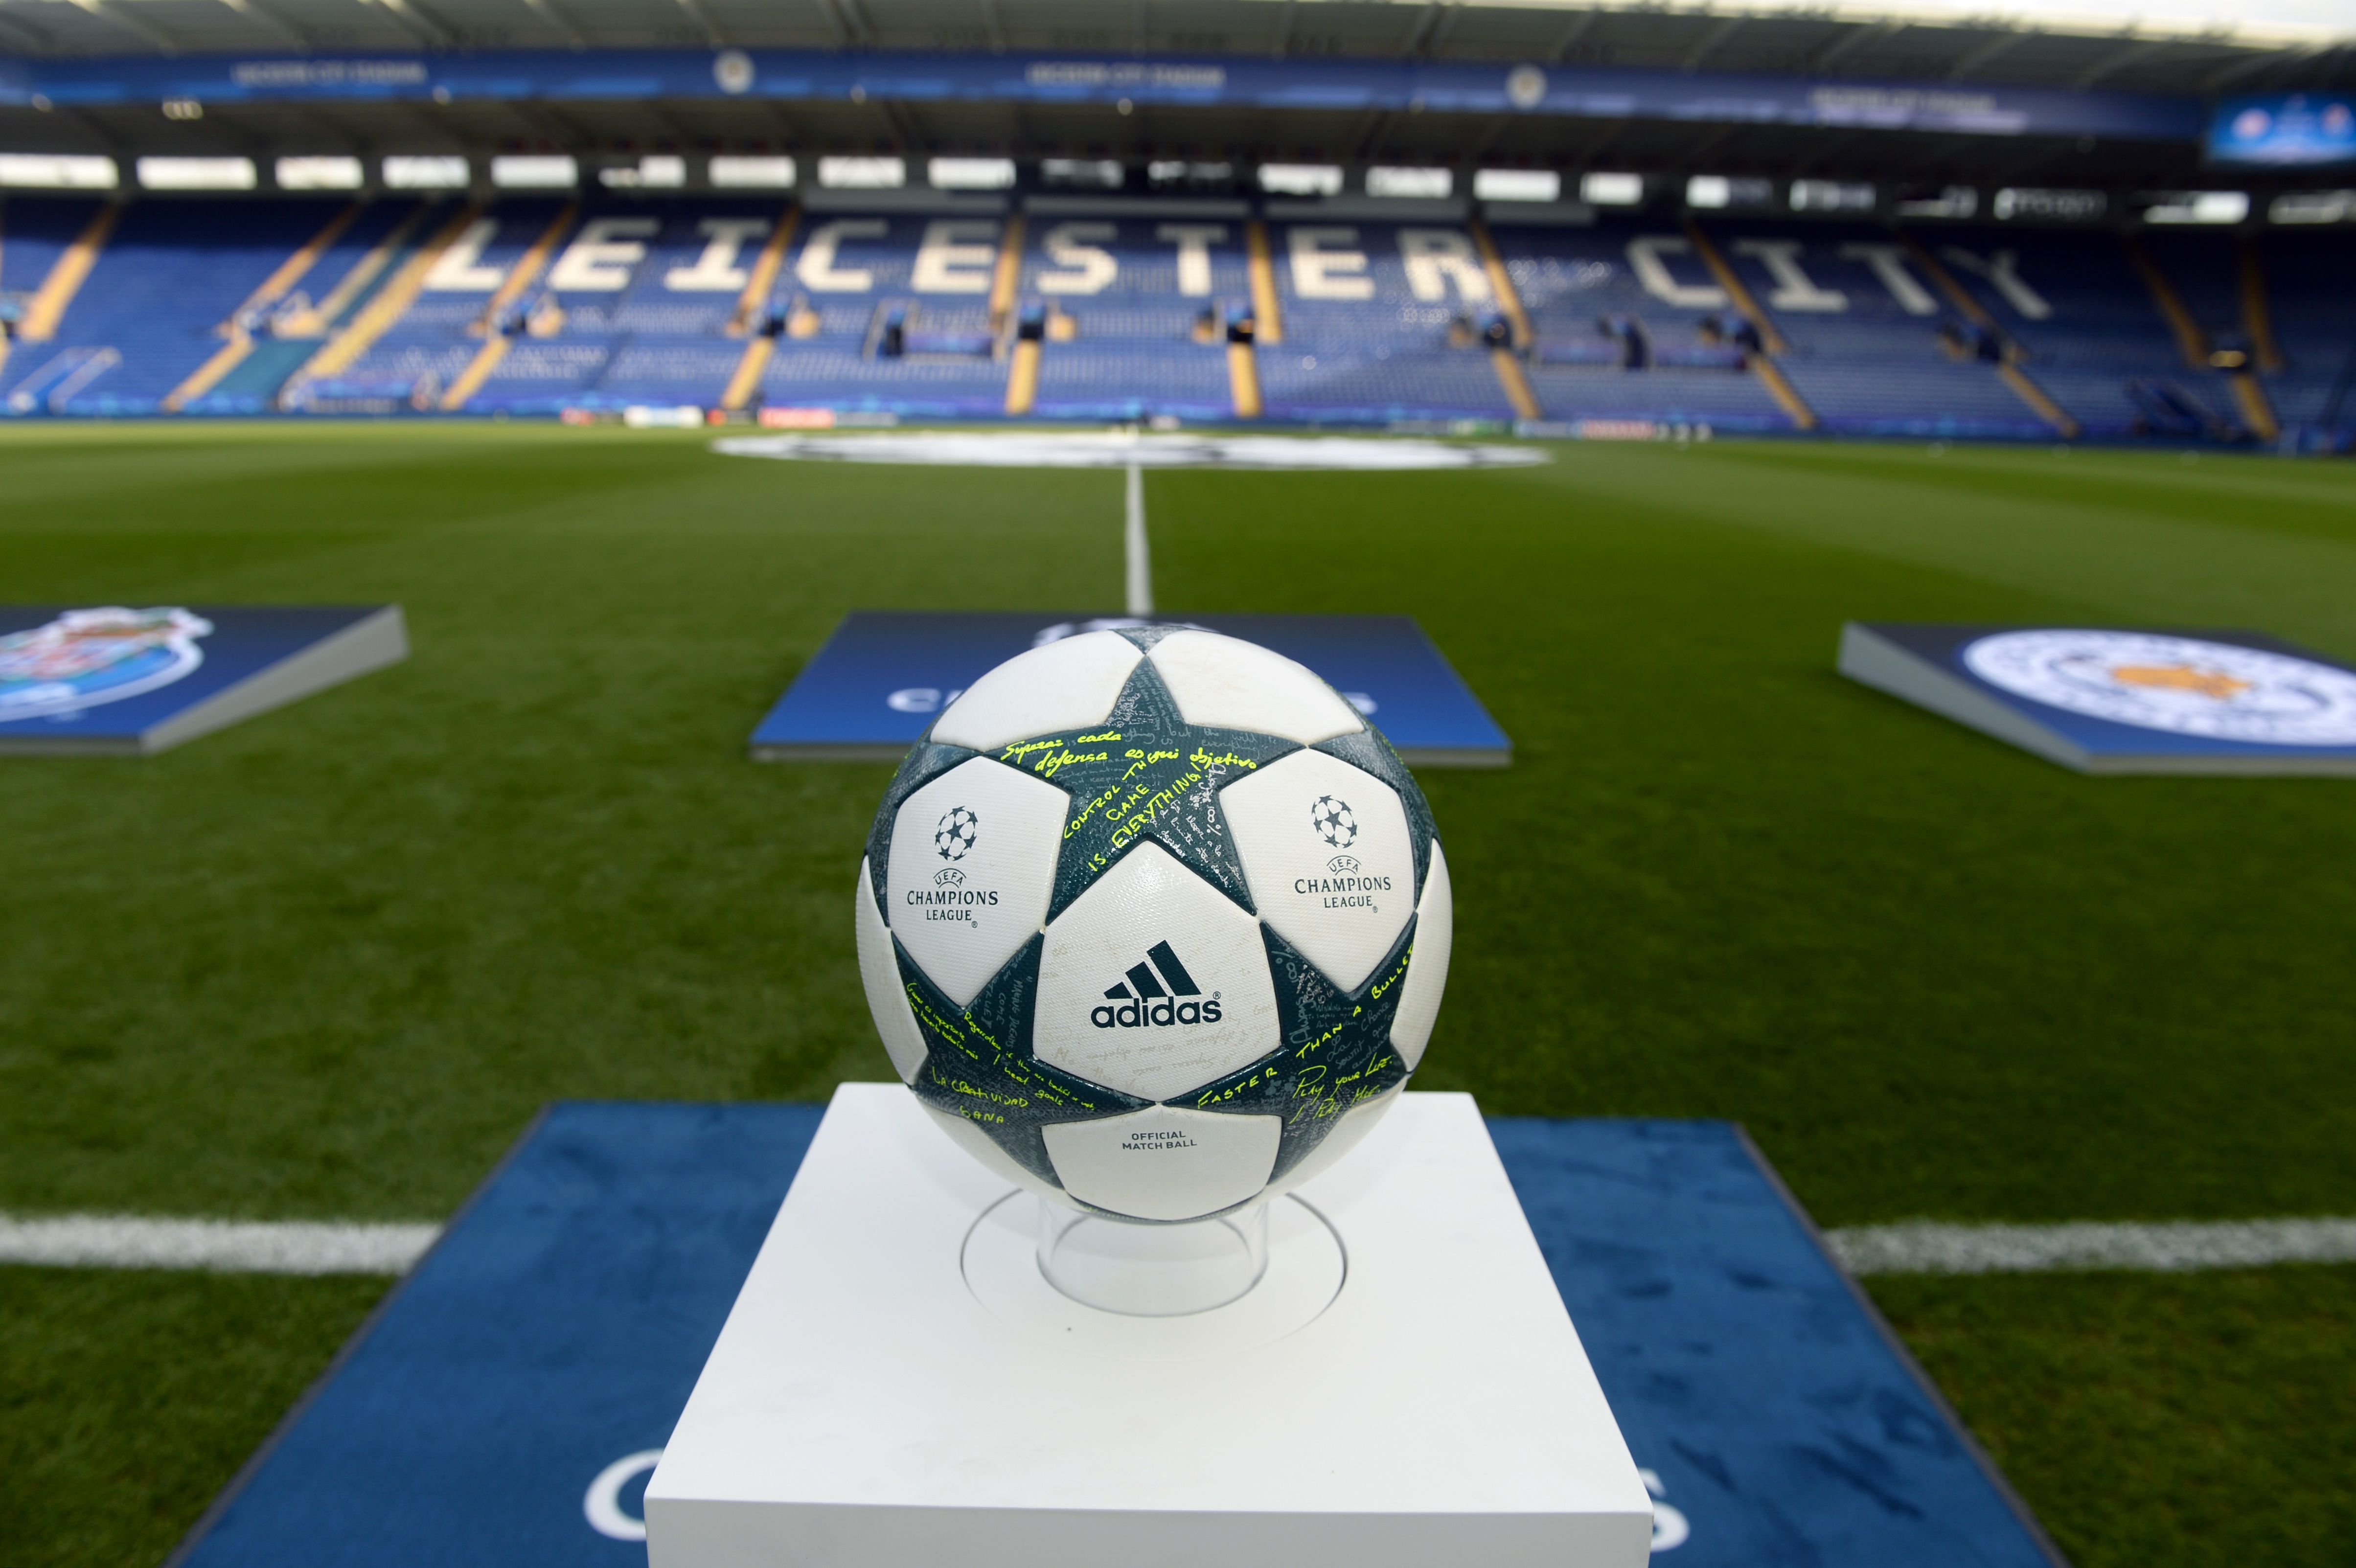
left=930, top=628, right=1141, bottom=751
left=885, top=756, right=1069, bottom=1006
left=1145, top=629, right=1367, bottom=744
left=1034, top=842, right=1280, bottom=1104
left=1220, top=746, right=1416, bottom=992
left=1042, top=1104, right=1284, bottom=1222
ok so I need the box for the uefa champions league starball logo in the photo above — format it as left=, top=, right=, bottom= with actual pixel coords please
left=934, top=806, right=979, bottom=861
left=1310, top=795, right=1357, bottom=849
left=1963, top=630, right=2356, bottom=746
left=0, top=607, right=214, bottom=724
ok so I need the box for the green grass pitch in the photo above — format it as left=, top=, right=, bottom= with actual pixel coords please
left=2, top=424, right=2352, bottom=1568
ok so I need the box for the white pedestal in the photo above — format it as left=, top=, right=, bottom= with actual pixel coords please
left=646, top=1086, right=1653, bottom=1568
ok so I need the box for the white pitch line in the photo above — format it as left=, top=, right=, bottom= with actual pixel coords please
left=1825, top=1217, right=2356, bottom=1276
left=1124, top=459, right=1152, bottom=616
left=0, top=1213, right=440, bottom=1275
left=6, top=1212, right=2354, bottom=1278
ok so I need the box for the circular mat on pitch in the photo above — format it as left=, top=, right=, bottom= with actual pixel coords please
left=711, top=432, right=1550, bottom=469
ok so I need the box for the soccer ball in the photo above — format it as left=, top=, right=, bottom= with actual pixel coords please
left=854, top=625, right=1453, bottom=1224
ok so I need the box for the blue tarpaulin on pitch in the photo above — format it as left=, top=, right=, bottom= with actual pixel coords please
left=167, top=1104, right=2059, bottom=1568
left=749, top=610, right=1512, bottom=766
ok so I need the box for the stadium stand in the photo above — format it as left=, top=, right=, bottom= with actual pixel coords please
left=2260, top=231, right=2356, bottom=439
left=3, top=191, right=2353, bottom=442
left=1018, top=212, right=1243, bottom=425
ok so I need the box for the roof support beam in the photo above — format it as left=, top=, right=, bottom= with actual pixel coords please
left=510, top=98, right=594, bottom=147
left=0, top=7, right=54, bottom=50
left=1948, top=29, right=2035, bottom=80
left=1549, top=9, right=1598, bottom=62
left=1399, top=0, right=1441, bottom=56
left=53, top=102, right=128, bottom=158
left=1422, top=2, right=1464, bottom=62
left=1991, top=139, right=2069, bottom=183
left=2076, top=36, right=2174, bottom=88
left=374, top=0, right=455, bottom=51
left=977, top=0, right=1004, bottom=53
left=62, top=0, right=179, bottom=55
left=215, top=0, right=314, bottom=50
left=1682, top=15, right=1745, bottom=72
left=520, top=0, right=590, bottom=50
left=1784, top=127, right=1858, bottom=179
left=1676, top=121, right=1744, bottom=171
left=2202, top=43, right=2318, bottom=92
left=748, top=98, right=803, bottom=144
left=1562, top=115, right=1629, bottom=168
left=1271, top=0, right=1299, bottom=60
left=633, top=101, right=697, bottom=145
left=879, top=96, right=925, bottom=154
left=1811, top=19, right=1902, bottom=73
left=673, top=0, right=727, bottom=47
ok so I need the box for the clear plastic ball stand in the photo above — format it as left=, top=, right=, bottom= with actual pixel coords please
left=961, top=1187, right=1346, bottom=1359
left=1035, top=1197, right=1269, bottom=1317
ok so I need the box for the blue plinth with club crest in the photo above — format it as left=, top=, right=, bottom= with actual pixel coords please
left=1839, top=622, right=2356, bottom=774
left=0, top=604, right=407, bottom=755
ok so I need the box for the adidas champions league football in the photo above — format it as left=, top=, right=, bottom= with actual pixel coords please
left=854, top=625, right=1453, bottom=1225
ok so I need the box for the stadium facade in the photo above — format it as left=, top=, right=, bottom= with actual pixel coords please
left=0, top=0, right=2350, bottom=442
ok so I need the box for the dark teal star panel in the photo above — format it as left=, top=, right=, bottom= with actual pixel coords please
left=895, top=931, right=1149, bottom=1188
left=1181, top=918, right=1420, bottom=1183
left=976, top=657, right=1302, bottom=924
left=863, top=738, right=981, bottom=910
left=1316, top=728, right=1439, bottom=902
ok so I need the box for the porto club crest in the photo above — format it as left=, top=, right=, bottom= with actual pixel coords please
left=0, top=607, right=214, bottom=723
left=1964, top=630, right=2356, bottom=746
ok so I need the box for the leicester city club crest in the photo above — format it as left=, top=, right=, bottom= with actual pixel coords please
left=0, top=607, right=215, bottom=724
left=1963, top=630, right=2356, bottom=747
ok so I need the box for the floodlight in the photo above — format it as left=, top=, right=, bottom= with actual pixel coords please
left=1476, top=169, right=1561, bottom=203
left=820, top=157, right=906, bottom=189
left=276, top=156, right=364, bottom=190
left=1367, top=166, right=1452, bottom=199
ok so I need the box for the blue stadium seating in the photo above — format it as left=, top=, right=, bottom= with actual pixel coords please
left=1246, top=218, right=1511, bottom=424
left=1020, top=218, right=1238, bottom=422
left=2257, top=231, right=2356, bottom=438
left=1928, top=225, right=2242, bottom=438
left=9, top=199, right=351, bottom=414
left=176, top=199, right=425, bottom=416
left=3, top=192, right=2352, bottom=442
left=0, top=197, right=99, bottom=300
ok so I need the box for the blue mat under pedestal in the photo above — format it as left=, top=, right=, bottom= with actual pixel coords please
left=168, top=1103, right=2061, bottom=1568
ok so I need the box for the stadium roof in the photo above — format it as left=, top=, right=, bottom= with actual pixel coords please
left=0, top=0, right=2346, bottom=90
left=0, top=0, right=2349, bottom=195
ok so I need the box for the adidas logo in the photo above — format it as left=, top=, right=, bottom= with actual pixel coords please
left=1090, top=941, right=1225, bottom=1030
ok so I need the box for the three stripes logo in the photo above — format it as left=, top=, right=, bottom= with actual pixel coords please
left=1090, top=941, right=1225, bottom=1030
